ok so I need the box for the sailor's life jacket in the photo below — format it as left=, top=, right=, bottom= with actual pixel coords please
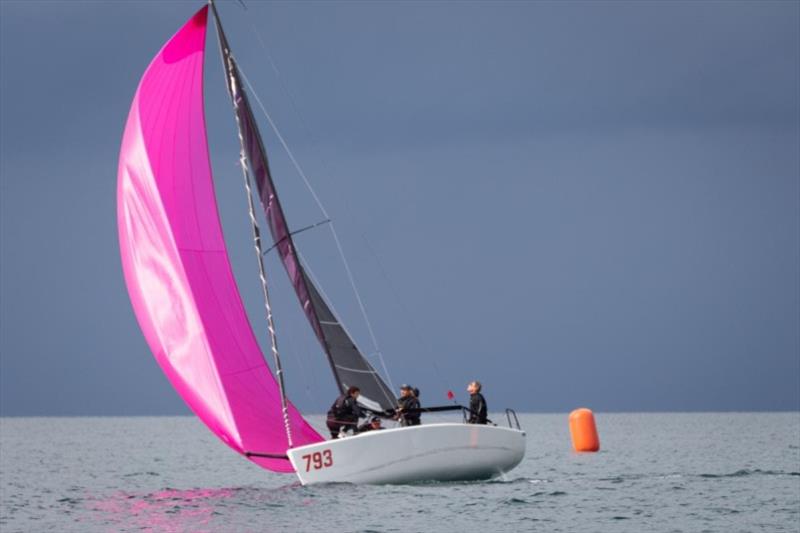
left=327, top=394, right=362, bottom=424
left=468, top=392, right=488, bottom=424
left=396, top=395, right=421, bottom=426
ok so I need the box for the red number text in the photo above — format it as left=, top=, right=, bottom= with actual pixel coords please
left=301, top=450, right=333, bottom=471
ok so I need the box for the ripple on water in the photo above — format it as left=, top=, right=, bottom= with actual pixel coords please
left=698, top=469, right=799, bottom=479
left=2, top=414, right=799, bottom=532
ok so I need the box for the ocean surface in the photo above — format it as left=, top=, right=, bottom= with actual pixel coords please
left=1, top=413, right=798, bottom=532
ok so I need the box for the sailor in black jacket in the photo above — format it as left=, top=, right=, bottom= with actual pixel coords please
left=326, top=386, right=363, bottom=438
left=396, top=384, right=421, bottom=426
left=467, top=381, right=488, bottom=424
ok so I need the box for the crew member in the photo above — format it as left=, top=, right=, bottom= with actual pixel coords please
left=396, top=384, right=421, bottom=426
left=326, top=386, right=363, bottom=438
left=467, top=380, right=487, bottom=424
left=357, top=416, right=384, bottom=433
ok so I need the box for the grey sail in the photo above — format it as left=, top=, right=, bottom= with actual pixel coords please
left=211, top=6, right=396, bottom=412
left=301, top=270, right=395, bottom=412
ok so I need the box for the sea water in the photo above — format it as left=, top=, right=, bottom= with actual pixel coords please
left=1, top=413, right=798, bottom=532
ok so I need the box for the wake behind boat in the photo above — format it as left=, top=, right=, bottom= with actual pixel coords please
left=117, top=1, right=525, bottom=485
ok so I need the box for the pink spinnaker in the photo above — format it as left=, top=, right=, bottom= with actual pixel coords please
left=116, top=6, right=323, bottom=473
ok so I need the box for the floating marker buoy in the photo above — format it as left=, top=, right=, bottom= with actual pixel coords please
left=569, top=408, right=600, bottom=452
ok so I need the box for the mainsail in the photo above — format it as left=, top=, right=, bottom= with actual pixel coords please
left=210, top=6, right=396, bottom=413
left=116, top=6, right=323, bottom=473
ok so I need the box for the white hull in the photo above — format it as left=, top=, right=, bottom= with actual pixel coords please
left=287, top=423, right=526, bottom=485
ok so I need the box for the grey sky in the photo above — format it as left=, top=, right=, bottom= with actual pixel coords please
left=1, top=0, right=797, bottom=416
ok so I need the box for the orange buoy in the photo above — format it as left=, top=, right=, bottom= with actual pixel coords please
left=569, top=408, right=600, bottom=452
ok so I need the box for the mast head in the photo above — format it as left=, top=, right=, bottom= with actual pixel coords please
left=208, top=0, right=248, bottom=9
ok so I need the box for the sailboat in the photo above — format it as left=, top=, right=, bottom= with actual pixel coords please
left=117, top=1, right=525, bottom=485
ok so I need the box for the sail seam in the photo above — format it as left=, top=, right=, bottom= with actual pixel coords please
left=220, top=363, right=267, bottom=378
left=334, top=365, right=379, bottom=374
left=299, top=253, right=397, bottom=407
left=180, top=52, right=242, bottom=445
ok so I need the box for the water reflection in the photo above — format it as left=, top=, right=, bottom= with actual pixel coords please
left=87, top=486, right=305, bottom=533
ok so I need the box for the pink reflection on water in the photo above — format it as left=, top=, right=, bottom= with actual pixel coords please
left=88, top=487, right=237, bottom=533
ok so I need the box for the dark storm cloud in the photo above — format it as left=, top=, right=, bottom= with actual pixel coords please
left=1, top=1, right=797, bottom=415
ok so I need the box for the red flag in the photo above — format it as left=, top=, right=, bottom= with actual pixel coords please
left=447, top=390, right=455, bottom=401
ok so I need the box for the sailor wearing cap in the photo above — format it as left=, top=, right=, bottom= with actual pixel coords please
left=395, top=384, right=421, bottom=426
left=358, top=416, right=385, bottom=433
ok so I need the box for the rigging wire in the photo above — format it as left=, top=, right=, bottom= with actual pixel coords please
left=360, top=234, right=450, bottom=396
left=296, top=249, right=397, bottom=394
left=236, top=64, right=395, bottom=390
left=279, top=311, right=320, bottom=408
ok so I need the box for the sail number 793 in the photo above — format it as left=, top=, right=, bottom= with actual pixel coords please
left=302, top=450, right=333, bottom=471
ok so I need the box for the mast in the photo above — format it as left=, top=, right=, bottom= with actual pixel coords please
left=208, top=0, right=293, bottom=448
left=207, top=0, right=396, bottom=413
